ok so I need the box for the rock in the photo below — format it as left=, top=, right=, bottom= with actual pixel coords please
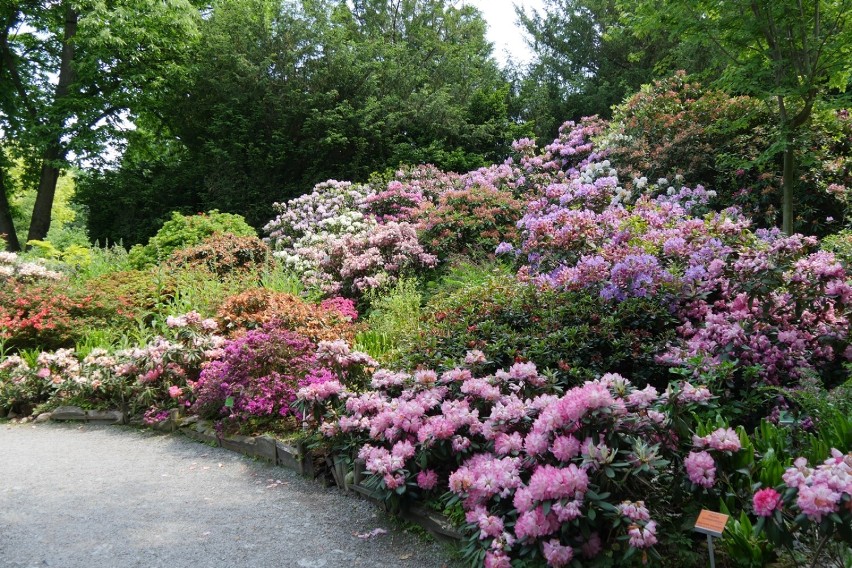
left=182, top=428, right=219, bottom=445
left=50, top=406, right=86, bottom=421
left=177, top=415, right=198, bottom=428
left=153, top=417, right=176, bottom=433
left=34, top=413, right=52, bottom=423
left=85, top=410, right=124, bottom=424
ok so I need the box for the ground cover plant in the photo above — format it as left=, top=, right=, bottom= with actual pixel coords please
left=1, top=74, right=850, bottom=567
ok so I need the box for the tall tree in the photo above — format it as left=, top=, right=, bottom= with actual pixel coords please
left=0, top=0, right=199, bottom=250
left=627, top=0, right=852, bottom=233
left=78, top=0, right=528, bottom=245
left=515, top=0, right=715, bottom=140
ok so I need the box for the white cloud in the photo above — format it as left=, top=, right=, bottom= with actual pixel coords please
left=461, top=0, right=546, bottom=66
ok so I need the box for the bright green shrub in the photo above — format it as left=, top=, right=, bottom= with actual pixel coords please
left=85, top=270, right=175, bottom=317
left=128, top=210, right=256, bottom=268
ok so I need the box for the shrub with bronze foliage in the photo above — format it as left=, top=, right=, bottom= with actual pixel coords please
left=216, top=288, right=356, bottom=343
left=167, top=233, right=271, bottom=277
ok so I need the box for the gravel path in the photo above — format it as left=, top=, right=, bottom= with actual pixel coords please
left=0, top=422, right=460, bottom=568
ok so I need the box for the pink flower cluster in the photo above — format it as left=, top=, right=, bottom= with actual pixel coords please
left=503, top=120, right=852, bottom=387
left=298, top=353, right=711, bottom=565
left=314, top=221, right=437, bottom=296
left=782, top=449, right=852, bottom=522
left=684, top=427, right=743, bottom=489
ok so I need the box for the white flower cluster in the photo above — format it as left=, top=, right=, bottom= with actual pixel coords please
left=0, top=251, right=63, bottom=281
left=264, top=180, right=370, bottom=249
left=265, top=180, right=377, bottom=278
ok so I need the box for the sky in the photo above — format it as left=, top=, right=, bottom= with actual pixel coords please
left=462, top=0, right=547, bottom=66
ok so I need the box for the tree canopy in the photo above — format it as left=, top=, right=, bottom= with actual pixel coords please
left=626, top=0, right=852, bottom=232
left=0, top=0, right=200, bottom=250
left=77, top=0, right=528, bottom=246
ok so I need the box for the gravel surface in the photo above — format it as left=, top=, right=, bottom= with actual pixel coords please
left=0, top=422, right=460, bottom=568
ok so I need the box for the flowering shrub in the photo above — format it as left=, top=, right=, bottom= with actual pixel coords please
left=0, top=311, right=222, bottom=418
left=216, top=288, right=356, bottom=343
left=312, top=221, right=437, bottom=297
left=415, top=184, right=522, bottom=261
left=264, top=180, right=374, bottom=278
left=0, top=251, right=63, bottom=281
left=755, top=450, right=852, bottom=553
left=109, top=311, right=223, bottom=417
left=264, top=180, right=370, bottom=250
left=360, top=180, right=427, bottom=224
left=167, top=233, right=271, bottom=277
left=509, top=120, right=852, bottom=389
left=84, top=269, right=175, bottom=316
left=299, top=358, right=729, bottom=566
left=319, top=297, right=358, bottom=322
left=190, top=322, right=322, bottom=431
left=604, top=72, right=850, bottom=234
left=0, top=278, right=125, bottom=351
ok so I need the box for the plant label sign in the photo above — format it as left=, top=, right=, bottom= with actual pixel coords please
left=694, top=510, right=729, bottom=538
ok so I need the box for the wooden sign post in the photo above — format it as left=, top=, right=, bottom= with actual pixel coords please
left=694, top=510, right=729, bottom=568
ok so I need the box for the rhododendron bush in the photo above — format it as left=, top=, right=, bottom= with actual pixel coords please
left=0, top=311, right=223, bottom=418
left=502, top=119, right=852, bottom=390
left=0, top=252, right=126, bottom=351
left=191, top=322, right=319, bottom=428
left=216, top=288, right=357, bottom=343
left=298, top=355, right=753, bottom=566
left=3, top=71, right=852, bottom=568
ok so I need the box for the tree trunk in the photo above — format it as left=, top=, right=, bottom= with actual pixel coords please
left=26, top=4, right=77, bottom=244
left=0, top=166, right=21, bottom=252
left=27, top=143, right=63, bottom=243
left=781, top=141, right=795, bottom=235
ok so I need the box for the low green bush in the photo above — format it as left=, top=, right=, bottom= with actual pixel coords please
left=128, top=210, right=256, bottom=269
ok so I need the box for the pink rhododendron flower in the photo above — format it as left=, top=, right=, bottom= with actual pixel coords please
left=627, top=521, right=658, bottom=549
left=693, top=427, right=741, bottom=452
left=484, top=550, right=511, bottom=568
left=541, top=539, right=574, bottom=567
left=168, top=385, right=183, bottom=398
left=416, top=469, right=438, bottom=490
left=796, top=484, right=841, bottom=522
left=581, top=533, right=602, bottom=559
left=685, top=451, right=716, bottom=488
left=752, top=488, right=782, bottom=517
left=618, top=500, right=651, bottom=522
left=782, top=457, right=811, bottom=488
left=550, top=435, right=582, bottom=462
left=464, top=350, right=487, bottom=366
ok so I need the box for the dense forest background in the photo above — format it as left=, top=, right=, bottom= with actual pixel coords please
left=1, top=0, right=850, bottom=250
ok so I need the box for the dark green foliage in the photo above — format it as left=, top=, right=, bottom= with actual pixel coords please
left=398, top=275, right=677, bottom=388
left=514, top=0, right=718, bottom=140
left=607, top=73, right=850, bottom=235
left=75, top=157, right=203, bottom=248
left=79, top=0, right=530, bottom=242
